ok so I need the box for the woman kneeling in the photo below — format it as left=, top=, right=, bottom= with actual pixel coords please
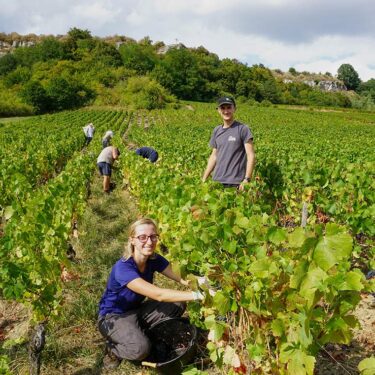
left=98, top=218, right=201, bottom=368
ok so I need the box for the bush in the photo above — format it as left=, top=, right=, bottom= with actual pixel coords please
left=4, top=66, right=31, bottom=87
left=0, top=84, right=34, bottom=116
left=20, top=80, right=49, bottom=113
left=122, top=76, right=175, bottom=109
left=0, top=54, right=17, bottom=76
left=260, top=99, right=272, bottom=107
left=246, top=98, right=259, bottom=106
left=236, top=95, right=248, bottom=104
left=46, top=77, right=95, bottom=111
left=351, top=93, right=375, bottom=111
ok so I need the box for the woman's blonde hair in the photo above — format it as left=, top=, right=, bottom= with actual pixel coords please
left=124, top=218, right=158, bottom=259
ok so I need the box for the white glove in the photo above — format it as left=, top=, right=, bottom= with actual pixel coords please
left=197, top=276, right=217, bottom=297
left=197, top=276, right=210, bottom=287
left=191, top=290, right=204, bottom=301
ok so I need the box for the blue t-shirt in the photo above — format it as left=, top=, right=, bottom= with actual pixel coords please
left=135, top=147, right=159, bottom=163
left=99, top=254, right=169, bottom=317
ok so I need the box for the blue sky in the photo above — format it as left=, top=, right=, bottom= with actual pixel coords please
left=1, top=0, right=374, bottom=80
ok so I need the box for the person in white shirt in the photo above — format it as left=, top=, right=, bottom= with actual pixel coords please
left=83, top=123, right=95, bottom=146
left=102, top=130, right=114, bottom=149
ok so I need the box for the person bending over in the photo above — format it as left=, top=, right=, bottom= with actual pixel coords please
left=135, top=146, right=159, bottom=163
left=97, top=146, right=120, bottom=193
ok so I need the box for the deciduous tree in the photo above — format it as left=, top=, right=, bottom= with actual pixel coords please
left=337, top=64, right=361, bottom=91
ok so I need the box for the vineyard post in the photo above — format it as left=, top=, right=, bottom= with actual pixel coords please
left=29, top=322, right=46, bottom=375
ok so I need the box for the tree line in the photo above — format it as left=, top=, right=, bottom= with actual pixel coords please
left=0, top=28, right=374, bottom=116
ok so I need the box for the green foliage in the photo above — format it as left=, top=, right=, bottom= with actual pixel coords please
left=12, top=45, right=38, bottom=67
left=20, top=80, right=49, bottom=113
left=91, top=41, right=122, bottom=67
left=19, top=76, right=94, bottom=113
left=0, top=53, right=17, bottom=76
left=301, top=89, right=352, bottom=108
left=0, top=29, right=373, bottom=117
left=0, top=82, right=34, bottom=116
left=0, top=109, right=131, bottom=321
left=46, top=76, right=95, bottom=111
left=1, top=105, right=374, bottom=373
left=337, top=64, right=361, bottom=91
left=67, top=27, right=92, bottom=42
left=120, top=102, right=374, bottom=373
left=3, top=66, right=31, bottom=87
left=351, top=92, right=375, bottom=111
left=358, top=79, right=375, bottom=101
left=119, top=42, right=157, bottom=74
left=37, top=37, right=67, bottom=61
left=358, top=357, right=375, bottom=375
left=0, top=355, right=12, bottom=375
left=64, top=27, right=94, bottom=59
left=122, top=76, right=175, bottom=109
left=289, top=67, right=298, bottom=76
left=182, top=367, right=208, bottom=374
left=217, top=58, right=244, bottom=95
left=236, top=64, right=281, bottom=103
left=152, top=48, right=207, bottom=101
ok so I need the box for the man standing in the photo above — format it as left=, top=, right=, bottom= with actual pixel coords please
left=202, top=97, right=255, bottom=190
left=97, top=146, right=120, bottom=193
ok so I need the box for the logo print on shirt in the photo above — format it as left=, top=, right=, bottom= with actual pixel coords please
left=228, top=136, right=236, bottom=142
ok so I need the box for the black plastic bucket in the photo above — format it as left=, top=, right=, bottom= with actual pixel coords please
left=142, top=317, right=197, bottom=374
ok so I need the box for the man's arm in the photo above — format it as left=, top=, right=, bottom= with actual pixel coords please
left=244, top=141, right=255, bottom=179
left=202, top=148, right=217, bottom=182
left=239, top=141, right=256, bottom=191
left=112, top=148, right=120, bottom=160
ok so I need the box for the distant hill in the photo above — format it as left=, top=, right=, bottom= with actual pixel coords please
left=0, top=32, right=347, bottom=92
left=2, top=29, right=373, bottom=117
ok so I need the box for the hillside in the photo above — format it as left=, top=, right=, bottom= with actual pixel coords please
left=0, top=28, right=373, bottom=118
left=0, top=31, right=345, bottom=91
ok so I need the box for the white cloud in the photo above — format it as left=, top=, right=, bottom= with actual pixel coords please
left=144, top=0, right=243, bottom=15
left=0, top=0, right=374, bottom=80
left=73, top=2, right=118, bottom=22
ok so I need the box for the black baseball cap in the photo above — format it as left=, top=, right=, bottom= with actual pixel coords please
left=217, top=96, right=236, bottom=107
